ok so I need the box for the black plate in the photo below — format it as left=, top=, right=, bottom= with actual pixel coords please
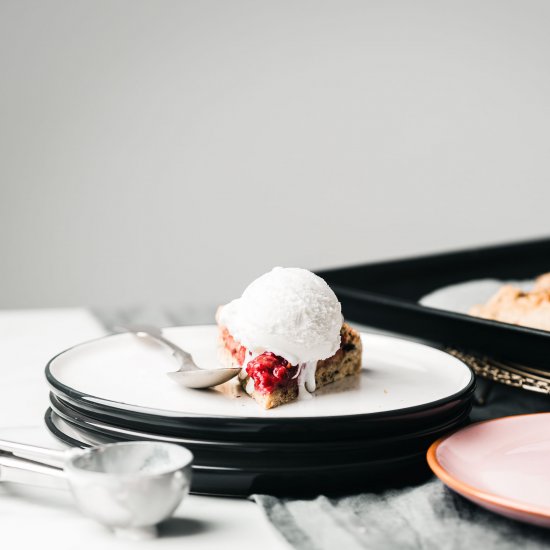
left=317, top=237, right=550, bottom=370
left=48, top=374, right=475, bottom=443
left=45, top=409, right=434, bottom=497
left=49, top=392, right=471, bottom=468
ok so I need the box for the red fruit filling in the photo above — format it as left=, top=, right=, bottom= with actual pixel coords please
left=246, top=352, right=297, bottom=394
left=221, top=328, right=247, bottom=366
left=221, top=328, right=298, bottom=394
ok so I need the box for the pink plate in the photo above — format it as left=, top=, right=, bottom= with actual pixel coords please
left=427, top=413, right=550, bottom=528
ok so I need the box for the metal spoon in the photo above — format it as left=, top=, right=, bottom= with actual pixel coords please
left=118, top=324, right=241, bottom=389
left=0, top=439, right=193, bottom=539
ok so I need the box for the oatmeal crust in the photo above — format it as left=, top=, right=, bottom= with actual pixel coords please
left=218, top=323, right=363, bottom=409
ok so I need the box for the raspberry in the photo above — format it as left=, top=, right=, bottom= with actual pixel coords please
left=221, top=328, right=247, bottom=366
left=236, top=345, right=246, bottom=366
left=246, top=352, right=296, bottom=394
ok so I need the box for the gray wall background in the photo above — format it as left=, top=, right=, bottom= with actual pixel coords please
left=1, top=1, right=549, bottom=310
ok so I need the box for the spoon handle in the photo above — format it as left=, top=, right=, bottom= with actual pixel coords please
left=118, top=325, right=200, bottom=372
left=0, top=439, right=66, bottom=467
left=0, top=453, right=68, bottom=489
left=148, top=334, right=200, bottom=371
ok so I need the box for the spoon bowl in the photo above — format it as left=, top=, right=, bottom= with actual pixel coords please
left=66, top=442, right=193, bottom=537
left=119, top=324, right=241, bottom=389
left=0, top=439, right=193, bottom=539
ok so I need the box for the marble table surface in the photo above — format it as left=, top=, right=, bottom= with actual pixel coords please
left=0, top=308, right=287, bottom=549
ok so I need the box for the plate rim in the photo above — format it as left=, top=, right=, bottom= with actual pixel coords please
left=427, top=413, right=550, bottom=522
left=49, top=391, right=472, bottom=451
left=45, top=325, right=475, bottom=422
left=45, top=408, right=428, bottom=473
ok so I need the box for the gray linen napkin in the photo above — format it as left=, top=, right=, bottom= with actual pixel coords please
left=252, top=383, right=550, bottom=550
left=254, top=478, right=550, bottom=550
left=94, top=309, right=550, bottom=550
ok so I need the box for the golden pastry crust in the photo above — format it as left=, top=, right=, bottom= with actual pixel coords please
left=469, top=273, right=550, bottom=332
left=534, top=272, right=550, bottom=291
left=218, top=323, right=363, bottom=409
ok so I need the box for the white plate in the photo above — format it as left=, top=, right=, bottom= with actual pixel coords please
left=420, top=278, right=535, bottom=314
left=47, top=326, right=473, bottom=419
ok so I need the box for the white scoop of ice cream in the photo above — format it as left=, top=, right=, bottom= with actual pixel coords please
left=218, top=267, right=343, bottom=365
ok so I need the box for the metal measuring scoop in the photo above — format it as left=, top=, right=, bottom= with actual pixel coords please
left=119, top=325, right=241, bottom=389
left=0, top=439, right=193, bottom=539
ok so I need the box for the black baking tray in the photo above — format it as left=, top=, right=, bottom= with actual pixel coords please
left=316, top=237, right=550, bottom=371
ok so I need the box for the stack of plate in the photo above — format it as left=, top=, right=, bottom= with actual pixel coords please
left=45, top=325, right=475, bottom=497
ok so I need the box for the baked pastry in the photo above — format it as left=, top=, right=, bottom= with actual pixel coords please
left=469, top=272, right=550, bottom=332
left=533, top=272, right=550, bottom=291
left=216, top=267, right=363, bottom=409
